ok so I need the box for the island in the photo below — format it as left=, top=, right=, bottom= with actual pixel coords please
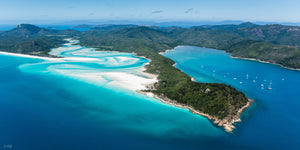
left=2, top=22, right=300, bottom=132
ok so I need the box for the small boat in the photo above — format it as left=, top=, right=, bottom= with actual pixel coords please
left=282, top=78, right=285, bottom=81
left=246, top=74, right=249, bottom=79
left=240, top=82, right=243, bottom=84
left=270, top=80, right=273, bottom=85
left=253, top=80, right=256, bottom=82
left=233, top=78, right=237, bottom=80
left=268, top=85, right=272, bottom=90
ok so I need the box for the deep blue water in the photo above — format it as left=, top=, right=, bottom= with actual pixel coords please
left=163, top=46, right=300, bottom=149
left=0, top=44, right=299, bottom=150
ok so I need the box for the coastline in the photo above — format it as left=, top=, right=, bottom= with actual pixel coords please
left=156, top=46, right=253, bottom=132
left=0, top=49, right=158, bottom=93
left=138, top=90, right=253, bottom=133
left=0, top=51, right=99, bottom=62
left=0, top=51, right=57, bottom=61
left=2, top=43, right=251, bottom=133
left=231, top=56, right=300, bottom=71
left=98, top=48, right=251, bottom=132
left=161, top=45, right=300, bottom=72
left=159, top=48, right=196, bottom=82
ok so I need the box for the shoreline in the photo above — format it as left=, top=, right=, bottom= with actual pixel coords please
left=1, top=46, right=158, bottom=93
left=231, top=56, right=300, bottom=71
left=98, top=48, right=251, bottom=131
left=160, top=45, right=300, bottom=72
left=0, top=51, right=103, bottom=62
left=0, top=51, right=57, bottom=60
left=2, top=43, right=251, bottom=133
left=156, top=46, right=254, bottom=132
left=138, top=90, right=253, bottom=133
left=160, top=49, right=196, bottom=82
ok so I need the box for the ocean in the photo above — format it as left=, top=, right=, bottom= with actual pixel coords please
left=0, top=42, right=299, bottom=149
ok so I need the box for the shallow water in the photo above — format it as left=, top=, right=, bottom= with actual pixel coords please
left=0, top=42, right=299, bottom=149
left=0, top=41, right=227, bottom=150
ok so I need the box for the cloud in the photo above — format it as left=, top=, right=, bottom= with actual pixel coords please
left=184, top=8, right=193, bottom=13
left=152, top=10, right=163, bottom=14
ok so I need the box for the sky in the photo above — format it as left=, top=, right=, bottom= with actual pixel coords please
left=0, top=0, right=300, bottom=24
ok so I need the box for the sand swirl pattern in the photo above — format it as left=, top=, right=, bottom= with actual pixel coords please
left=19, top=38, right=158, bottom=91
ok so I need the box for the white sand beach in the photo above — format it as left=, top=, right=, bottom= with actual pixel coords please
left=53, top=69, right=157, bottom=91
left=1, top=46, right=158, bottom=92
left=0, top=51, right=58, bottom=61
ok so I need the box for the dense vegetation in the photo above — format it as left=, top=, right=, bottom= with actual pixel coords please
left=169, top=23, right=300, bottom=69
left=3, top=22, right=300, bottom=120
left=0, top=24, right=79, bottom=56
left=235, top=23, right=300, bottom=48
left=227, top=40, right=300, bottom=68
left=80, top=26, right=249, bottom=119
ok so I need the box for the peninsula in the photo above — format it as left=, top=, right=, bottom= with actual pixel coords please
left=4, top=22, right=299, bottom=132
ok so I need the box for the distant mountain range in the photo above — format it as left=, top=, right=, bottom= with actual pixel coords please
left=77, top=22, right=300, bottom=69
left=0, top=24, right=79, bottom=55
left=1, top=22, right=300, bottom=68
left=53, top=19, right=300, bottom=27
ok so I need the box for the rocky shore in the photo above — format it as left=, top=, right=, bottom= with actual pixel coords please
left=138, top=48, right=253, bottom=133
left=137, top=89, right=253, bottom=133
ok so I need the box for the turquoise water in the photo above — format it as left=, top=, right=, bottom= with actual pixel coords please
left=0, top=41, right=225, bottom=150
left=0, top=42, right=299, bottom=149
left=163, top=46, right=300, bottom=149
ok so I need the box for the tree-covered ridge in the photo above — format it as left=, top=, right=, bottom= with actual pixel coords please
left=0, top=24, right=250, bottom=121
left=81, top=23, right=300, bottom=69
left=0, top=24, right=79, bottom=55
left=235, top=24, right=300, bottom=48
left=2, top=22, right=300, bottom=124
left=80, top=26, right=249, bottom=120
left=202, top=22, right=300, bottom=48
left=226, top=40, right=300, bottom=68
left=2, top=23, right=300, bottom=69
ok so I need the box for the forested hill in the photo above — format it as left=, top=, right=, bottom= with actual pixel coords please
left=191, top=23, right=300, bottom=69
left=80, top=23, right=300, bottom=69
left=2, top=23, right=300, bottom=67
left=80, top=25, right=250, bottom=127
left=0, top=24, right=79, bottom=55
left=1, top=23, right=300, bottom=131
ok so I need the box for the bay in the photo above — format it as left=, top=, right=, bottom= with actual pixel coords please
left=1, top=42, right=299, bottom=150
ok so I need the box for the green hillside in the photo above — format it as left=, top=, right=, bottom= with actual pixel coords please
left=2, top=23, right=300, bottom=130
